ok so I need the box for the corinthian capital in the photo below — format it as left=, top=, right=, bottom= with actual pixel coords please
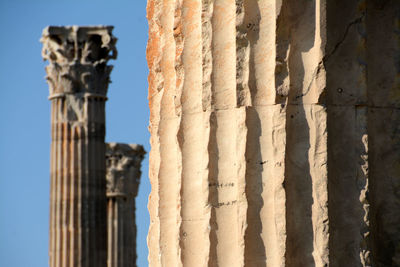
left=41, top=26, right=117, bottom=98
left=106, top=143, right=145, bottom=198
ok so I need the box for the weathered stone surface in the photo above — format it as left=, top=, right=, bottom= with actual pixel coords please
left=325, top=0, right=367, bottom=105
left=368, top=108, right=400, bottom=266
left=327, top=106, right=370, bottom=267
left=146, top=1, right=400, bottom=266
left=106, top=143, right=145, bottom=267
left=42, top=25, right=116, bottom=267
left=366, top=1, right=400, bottom=108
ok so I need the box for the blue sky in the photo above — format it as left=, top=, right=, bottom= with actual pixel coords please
left=0, top=0, right=150, bottom=266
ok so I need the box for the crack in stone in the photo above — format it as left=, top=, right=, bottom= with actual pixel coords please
left=324, top=13, right=366, bottom=64
left=296, top=13, right=366, bottom=100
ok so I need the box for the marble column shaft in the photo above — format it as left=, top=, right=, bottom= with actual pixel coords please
left=42, top=26, right=117, bottom=267
left=146, top=1, right=400, bottom=266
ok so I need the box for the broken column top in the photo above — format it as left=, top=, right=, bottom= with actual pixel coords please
left=106, top=143, right=146, bottom=199
left=41, top=26, right=117, bottom=98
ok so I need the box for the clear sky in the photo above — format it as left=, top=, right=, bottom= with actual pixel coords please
left=0, top=0, right=150, bottom=266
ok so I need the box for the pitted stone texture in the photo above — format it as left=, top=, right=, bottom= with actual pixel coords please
left=146, top=1, right=400, bottom=266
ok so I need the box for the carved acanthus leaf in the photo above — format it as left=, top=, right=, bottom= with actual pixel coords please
left=106, top=143, right=145, bottom=198
left=41, top=26, right=117, bottom=97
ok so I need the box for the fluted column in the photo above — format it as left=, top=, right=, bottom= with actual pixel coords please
left=105, top=143, right=145, bottom=267
left=42, top=26, right=117, bottom=267
left=147, top=0, right=400, bottom=266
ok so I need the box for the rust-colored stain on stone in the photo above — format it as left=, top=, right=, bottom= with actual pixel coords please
left=146, top=1, right=400, bottom=267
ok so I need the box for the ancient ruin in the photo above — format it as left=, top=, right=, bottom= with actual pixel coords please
left=42, top=26, right=144, bottom=267
left=146, top=1, right=400, bottom=266
left=106, top=143, right=145, bottom=267
left=42, top=25, right=116, bottom=267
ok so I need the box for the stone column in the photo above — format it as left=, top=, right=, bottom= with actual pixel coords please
left=146, top=1, right=400, bottom=266
left=105, top=143, right=145, bottom=267
left=42, top=26, right=117, bottom=267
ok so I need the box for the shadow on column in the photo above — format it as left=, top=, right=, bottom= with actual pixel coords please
left=208, top=112, right=219, bottom=267
left=285, top=0, right=315, bottom=266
